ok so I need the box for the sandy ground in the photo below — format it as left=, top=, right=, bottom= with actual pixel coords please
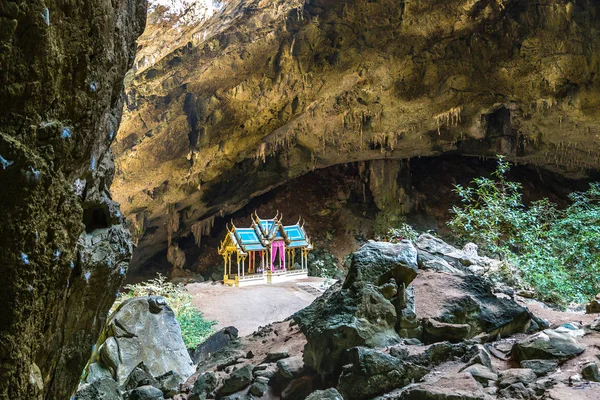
left=186, top=277, right=328, bottom=336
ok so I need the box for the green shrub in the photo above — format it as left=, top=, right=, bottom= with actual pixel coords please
left=448, top=157, right=600, bottom=305
left=378, top=223, right=419, bottom=243
left=113, top=274, right=216, bottom=349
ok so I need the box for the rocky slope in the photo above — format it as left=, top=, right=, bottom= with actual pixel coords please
left=118, top=237, right=600, bottom=400
left=113, top=0, right=600, bottom=270
left=0, top=0, right=145, bottom=398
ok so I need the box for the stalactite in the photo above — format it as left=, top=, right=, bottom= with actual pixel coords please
left=191, top=215, right=215, bottom=247
left=434, top=106, right=463, bottom=134
left=166, top=208, right=179, bottom=244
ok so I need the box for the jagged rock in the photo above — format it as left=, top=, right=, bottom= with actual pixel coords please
left=337, top=347, right=428, bottom=400
left=155, top=371, right=182, bottom=397
left=219, top=364, right=253, bottom=395
left=189, top=372, right=217, bottom=400
left=253, top=363, right=278, bottom=379
left=277, top=356, right=304, bottom=379
left=512, top=329, right=586, bottom=362
left=519, top=360, right=558, bottom=377
left=378, top=280, right=399, bottom=299
left=462, top=364, right=498, bottom=385
left=414, top=270, right=531, bottom=343
left=281, top=375, right=315, bottom=400
left=123, top=363, right=159, bottom=391
left=416, top=234, right=476, bottom=268
left=220, top=395, right=246, bottom=400
left=498, top=382, right=534, bottom=399
left=397, top=373, right=490, bottom=399
left=585, top=294, right=600, bottom=314
left=75, top=378, right=124, bottom=400
left=589, top=317, right=600, bottom=331
left=191, top=326, right=239, bottom=364
left=294, top=241, right=418, bottom=378
left=461, top=345, right=494, bottom=371
left=532, top=377, right=556, bottom=394
left=582, top=362, right=600, bottom=382
left=265, top=350, right=289, bottom=362
left=249, top=377, right=269, bottom=397
left=213, top=349, right=247, bottom=371
left=498, top=369, right=537, bottom=388
left=92, top=296, right=194, bottom=385
left=306, top=388, right=344, bottom=400
left=86, top=362, right=113, bottom=384
left=129, top=385, right=165, bottom=400
left=423, top=319, right=471, bottom=343
left=421, top=259, right=465, bottom=275
left=394, top=341, right=473, bottom=371
left=344, top=241, right=418, bottom=288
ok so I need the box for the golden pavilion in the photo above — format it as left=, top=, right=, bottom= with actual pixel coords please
left=218, top=212, right=313, bottom=287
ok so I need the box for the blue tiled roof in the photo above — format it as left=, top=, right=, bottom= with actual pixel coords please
left=236, top=228, right=263, bottom=246
left=283, top=225, right=305, bottom=241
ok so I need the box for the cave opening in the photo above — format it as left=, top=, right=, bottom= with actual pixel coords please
left=127, top=154, right=596, bottom=283
left=83, top=205, right=110, bottom=233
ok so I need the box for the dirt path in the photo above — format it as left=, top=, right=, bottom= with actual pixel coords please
left=186, top=277, right=327, bottom=336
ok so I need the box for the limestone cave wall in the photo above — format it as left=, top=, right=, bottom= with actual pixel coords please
left=0, top=0, right=145, bottom=398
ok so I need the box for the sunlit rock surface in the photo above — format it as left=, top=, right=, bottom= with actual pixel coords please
left=113, top=0, right=600, bottom=271
left=0, top=0, right=145, bottom=398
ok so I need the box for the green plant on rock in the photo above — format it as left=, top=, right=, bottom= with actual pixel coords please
left=113, top=274, right=216, bottom=349
left=379, top=223, right=419, bottom=243
left=448, top=156, right=600, bottom=306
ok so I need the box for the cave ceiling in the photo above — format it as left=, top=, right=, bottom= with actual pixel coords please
left=112, top=0, right=600, bottom=269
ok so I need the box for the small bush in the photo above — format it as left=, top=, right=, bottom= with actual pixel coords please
left=448, top=156, right=600, bottom=305
left=113, top=274, right=216, bottom=349
left=378, top=223, right=419, bottom=243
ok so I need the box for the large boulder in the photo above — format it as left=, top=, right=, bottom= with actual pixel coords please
left=306, top=388, right=344, bottom=400
left=191, top=326, right=239, bottom=364
left=343, top=241, right=418, bottom=289
left=512, top=329, right=586, bottom=362
left=294, top=241, right=418, bottom=379
left=337, top=347, right=427, bottom=400
left=219, top=364, right=253, bottom=396
left=414, top=269, right=531, bottom=343
left=189, top=372, right=218, bottom=400
left=128, top=385, right=164, bottom=400
left=396, top=373, right=491, bottom=400
left=92, top=296, right=195, bottom=385
left=277, top=356, right=304, bottom=380
left=75, top=378, right=123, bottom=400
left=415, top=234, right=477, bottom=269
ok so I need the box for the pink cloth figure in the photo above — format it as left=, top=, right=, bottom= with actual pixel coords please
left=271, top=241, right=285, bottom=272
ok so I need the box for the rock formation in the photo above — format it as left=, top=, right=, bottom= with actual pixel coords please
left=112, top=0, right=600, bottom=270
left=294, top=237, right=532, bottom=383
left=0, top=0, right=145, bottom=398
left=79, top=296, right=195, bottom=399
left=164, top=236, right=600, bottom=399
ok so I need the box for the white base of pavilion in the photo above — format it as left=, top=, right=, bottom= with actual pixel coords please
left=268, top=270, right=308, bottom=284
left=224, top=269, right=308, bottom=287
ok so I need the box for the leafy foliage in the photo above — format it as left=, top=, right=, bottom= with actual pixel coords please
left=113, top=274, right=216, bottom=349
left=378, top=223, right=419, bottom=243
left=448, top=157, right=600, bottom=305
